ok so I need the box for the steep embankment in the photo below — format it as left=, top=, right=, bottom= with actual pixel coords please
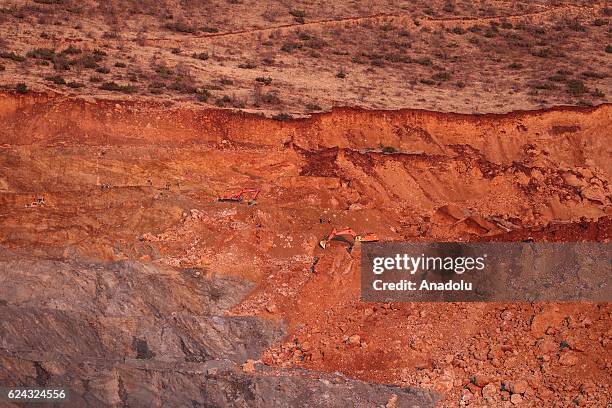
left=0, top=93, right=610, bottom=406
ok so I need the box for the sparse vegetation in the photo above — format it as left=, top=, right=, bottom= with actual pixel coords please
left=0, top=0, right=607, bottom=115
left=415, top=57, right=432, bottom=66
left=305, top=103, right=322, bottom=111
left=272, top=112, right=292, bottom=121
left=153, top=63, right=173, bottom=78
left=148, top=82, right=165, bottom=94
left=0, top=51, right=25, bottom=62
left=238, top=62, right=257, bottom=69
left=581, top=71, right=607, bottom=79
left=215, top=95, right=232, bottom=107
left=548, top=74, right=566, bottom=82
left=255, top=76, right=272, bottom=85
left=260, top=92, right=281, bottom=104
left=442, top=1, right=455, bottom=13
left=66, top=81, right=84, bottom=88
left=432, top=71, right=451, bottom=82
left=15, top=83, right=28, bottom=94
left=61, top=45, right=81, bottom=55
left=45, top=75, right=66, bottom=85
left=99, top=81, right=137, bottom=94
left=592, top=19, right=608, bottom=27
left=192, top=52, right=209, bottom=61
left=289, top=9, right=306, bottom=24
left=168, top=79, right=197, bottom=94
left=529, top=81, right=555, bottom=90
left=531, top=48, right=552, bottom=58
left=195, top=89, right=210, bottom=102
left=27, top=47, right=56, bottom=61
left=164, top=20, right=197, bottom=34
left=281, top=41, right=302, bottom=53
left=566, top=79, right=587, bottom=96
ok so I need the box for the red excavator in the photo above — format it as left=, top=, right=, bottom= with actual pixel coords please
left=319, top=227, right=378, bottom=249
left=217, top=188, right=260, bottom=205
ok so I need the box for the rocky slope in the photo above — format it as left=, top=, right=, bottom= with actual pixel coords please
left=0, top=93, right=610, bottom=406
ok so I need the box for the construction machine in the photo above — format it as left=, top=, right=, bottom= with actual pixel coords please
left=319, top=227, right=378, bottom=249
left=217, top=188, right=260, bottom=205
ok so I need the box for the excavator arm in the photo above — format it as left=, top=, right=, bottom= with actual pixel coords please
left=319, top=227, right=378, bottom=249
left=218, top=188, right=260, bottom=205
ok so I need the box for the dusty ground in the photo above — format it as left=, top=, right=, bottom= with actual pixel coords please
left=0, top=0, right=610, bottom=115
left=0, top=1, right=611, bottom=406
left=0, top=92, right=610, bottom=406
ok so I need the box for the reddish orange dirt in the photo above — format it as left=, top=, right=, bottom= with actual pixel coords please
left=0, top=93, right=610, bottom=406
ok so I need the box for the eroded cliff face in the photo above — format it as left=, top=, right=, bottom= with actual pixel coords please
left=0, top=93, right=610, bottom=406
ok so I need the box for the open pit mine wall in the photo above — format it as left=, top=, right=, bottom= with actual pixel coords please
left=0, top=93, right=610, bottom=176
